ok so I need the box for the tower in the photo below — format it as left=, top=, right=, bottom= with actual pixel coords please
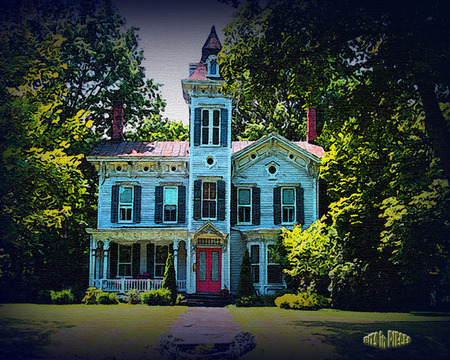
left=182, top=26, right=232, bottom=292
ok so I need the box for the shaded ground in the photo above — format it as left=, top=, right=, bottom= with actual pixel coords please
left=229, top=307, right=450, bottom=360
left=0, top=304, right=449, bottom=359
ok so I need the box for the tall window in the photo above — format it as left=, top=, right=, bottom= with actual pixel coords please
left=282, top=188, right=295, bottom=224
left=155, top=245, right=168, bottom=277
left=119, top=186, right=133, bottom=222
left=164, top=187, right=178, bottom=223
left=118, top=245, right=132, bottom=277
left=201, top=109, right=220, bottom=145
left=238, top=188, right=251, bottom=223
left=250, top=244, right=260, bottom=283
left=267, top=244, right=282, bottom=284
left=202, top=182, right=217, bottom=219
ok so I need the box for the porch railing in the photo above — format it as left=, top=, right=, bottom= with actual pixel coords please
left=93, top=279, right=187, bottom=292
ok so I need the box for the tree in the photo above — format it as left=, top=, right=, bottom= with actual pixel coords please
left=220, top=0, right=450, bottom=310
left=0, top=15, right=91, bottom=300
left=237, top=248, right=256, bottom=298
left=162, top=252, right=177, bottom=304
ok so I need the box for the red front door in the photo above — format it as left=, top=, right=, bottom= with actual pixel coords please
left=196, top=248, right=221, bottom=293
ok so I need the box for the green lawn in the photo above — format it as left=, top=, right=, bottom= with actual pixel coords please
left=228, top=307, right=450, bottom=360
left=0, top=303, right=186, bottom=359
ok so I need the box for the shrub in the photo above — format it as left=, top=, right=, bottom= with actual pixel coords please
left=82, top=287, right=101, bottom=305
left=126, top=288, right=141, bottom=304
left=142, top=288, right=172, bottom=306
left=235, top=295, right=258, bottom=307
left=50, top=289, right=76, bottom=304
left=97, top=291, right=119, bottom=305
left=237, top=248, right=256, bottom=298
left=176, top=293, right=185, bottom=305
left=275, top=292, right=331, bottom=310
left=162, top=252, right=177, bottom=304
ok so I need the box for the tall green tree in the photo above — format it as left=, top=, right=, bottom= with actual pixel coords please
left=0, top=15, right=91, bottom=300
left=220, top=0, right=450, bottom=309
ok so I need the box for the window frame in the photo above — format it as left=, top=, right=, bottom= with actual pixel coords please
left=201, top=109, right=221, bottom=146
left=281, top=187, right=296, bottom=225
left=154, top=245, right=169, bottom=278
left=117, top=244, right=133, bottom=278
left=267, top=243, right=283, bottom=284
left=237, top=188, right=252, bottom=224
left=163, top=186, right=178, bottom=224
left=207, top=55, right=219, bottom=77
left=118, top=186, right=134, bottom=223
left=202, top=181, right=217, bottom=220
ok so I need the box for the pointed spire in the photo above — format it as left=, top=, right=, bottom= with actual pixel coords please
left=201, top=25, right=222, bottom=62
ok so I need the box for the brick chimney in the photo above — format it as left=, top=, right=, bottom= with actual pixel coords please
left=306, top=108, right=318, bottom=143
left=112, top=102, right=124, bottom=142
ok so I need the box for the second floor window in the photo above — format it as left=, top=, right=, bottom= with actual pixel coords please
left=119, top=186, right=133, bottom=222
left=164, top=187, right=178, bottom=223
left=238, top=188, right=252, bottom=224
left=202, top=182, right=217, bottom=219
left=202, top=109, right=220, bottom=145
left=282, top=188, right=295, bottom=224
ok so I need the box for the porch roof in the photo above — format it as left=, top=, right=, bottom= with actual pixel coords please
left=86, top=227, right=189, bottom=242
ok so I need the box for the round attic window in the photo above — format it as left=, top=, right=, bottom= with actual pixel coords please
left=207, top=156, right=215, bottom=165
left=289, top=154, right=294, bottom=160
left=268, top=165, right=277, bottom=174
left=116, top=165, right=122, bottom=172
left=171, top=166, right=177, bottom=172
left=251, top=153, right=257, bottom=160
left=143, top=166, right=150, bottom=172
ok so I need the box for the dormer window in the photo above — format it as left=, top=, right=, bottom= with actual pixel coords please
left=206, top=56, right=219, bottom=78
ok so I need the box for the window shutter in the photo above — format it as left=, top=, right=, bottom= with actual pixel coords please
left=296, top=186, right=305, bottom=225
left=132, top=243, right=140, bottom=277
left=133, top=185, right=142, bottom=223
left=194, top=108, right=202, bottom=146
left=217, top=180, right=226, bottom=220
left=109, top=242, right=118, bottom=278
left=252, top=187, right=261, bottom=225
left=147, top=243, right=154, bottom=278
left=155, top=186, right=163, bottom=224
left=231, top=184, right=237, bottom=226
left=193, top=180, right=202, bottom=220
left=178, top=185, right=186, bottom=224
left=221, top=108, right=228, bottom=147
left=111, top=185, right=119, bottom=223
left=273, top=186, right=281, bottom=225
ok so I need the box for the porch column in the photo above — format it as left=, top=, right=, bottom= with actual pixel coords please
left=102, top=240, right=110, bottom=280
left=173, top=240, right=179, bottom=280
left=89, top=236, right=96, bottom=287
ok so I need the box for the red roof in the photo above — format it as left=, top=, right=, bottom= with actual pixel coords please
left=89, top=140, right=324, bottom=159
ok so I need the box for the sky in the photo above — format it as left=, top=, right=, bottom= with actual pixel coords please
left=114, top=0, right=236, bottom=125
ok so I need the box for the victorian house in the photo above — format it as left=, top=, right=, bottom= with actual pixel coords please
left=86, top=26, right=324, bottom=295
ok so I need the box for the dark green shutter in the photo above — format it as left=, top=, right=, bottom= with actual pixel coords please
left=252, top=187, right=261, bottom=225
left=273, top=187, right=281, bottom=225
left=231, top=184, right=237, bottom=226
left=194, top=108, right=202, bottom=146
left=147, top=243, right=154, bottom=278
left=178, top=185, right=186, bottom=224
left=217, top=180, right=226, bottom=220
left=296, top=186, right=305, bottom=225
left=193, top=180, right=202, bottom=220
left=111, top=185, right=119, bottom=223
left=133, top=185, right=142, bottom=223
left=221, top=108, right=228, bottom=147
left=155, top=186, right=163, bottom=224
left=132, top=243, right=140, bottom=277
left=109, top=242, right=118, bottom=278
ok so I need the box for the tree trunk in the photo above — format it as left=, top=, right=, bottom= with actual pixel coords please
left=417, top=80, right=450, bottom=181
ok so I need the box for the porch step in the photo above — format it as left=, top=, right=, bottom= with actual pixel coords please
left=182, top=293, right=233, bottom=307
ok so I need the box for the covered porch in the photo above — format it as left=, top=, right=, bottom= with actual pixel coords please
left=87, top=228, right=189, bottom=293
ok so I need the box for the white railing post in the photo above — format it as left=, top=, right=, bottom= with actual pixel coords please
left=103, top=240, right=110, bottom=280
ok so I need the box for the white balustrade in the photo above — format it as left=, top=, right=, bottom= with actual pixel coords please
left=95, top=278, right=187, bottom=292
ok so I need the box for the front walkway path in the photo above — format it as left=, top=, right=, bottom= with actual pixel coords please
left=170, top=307, right=243, bottom=345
